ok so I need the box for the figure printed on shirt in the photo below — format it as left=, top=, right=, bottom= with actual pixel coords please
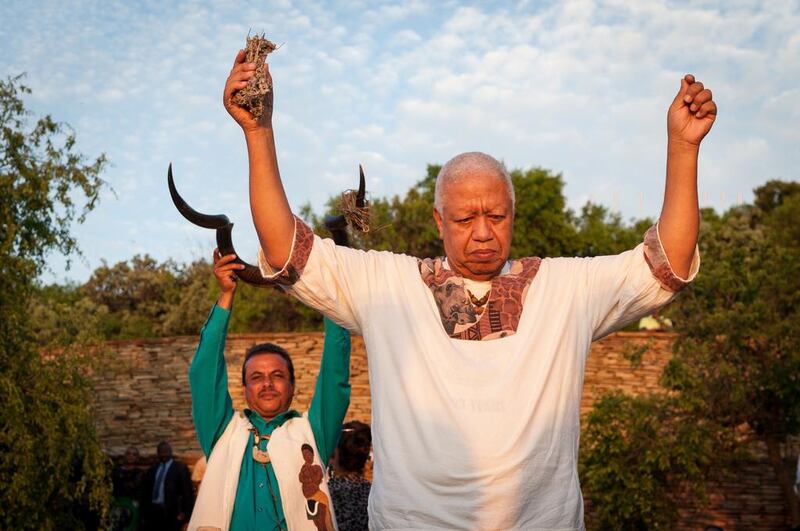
left=420, top=256, right=541, bottom=340
left=421, top=265, right=476, bottom=335
left=298, top=443, right=334, bottom=531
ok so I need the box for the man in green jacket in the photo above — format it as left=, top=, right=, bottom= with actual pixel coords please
left=188, top=249, right=352, bottom=531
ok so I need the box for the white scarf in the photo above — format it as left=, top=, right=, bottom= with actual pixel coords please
left=188, top=411, right=337, bottom=531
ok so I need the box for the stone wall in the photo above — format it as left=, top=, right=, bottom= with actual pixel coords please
left=95, top=332, right=371, bottom=460
left=94, top=331, right=793, bottom=529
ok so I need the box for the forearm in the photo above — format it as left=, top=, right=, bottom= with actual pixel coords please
left=188, top=305, right=235, bottom=456
left=308, top=317, right=352, bottom=463
left=658, top=139, right=700, bottom=278
left=245, top=129, right=295, bottom=268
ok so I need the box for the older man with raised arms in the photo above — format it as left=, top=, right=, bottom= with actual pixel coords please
left=223, top=49, right=715, bottom=529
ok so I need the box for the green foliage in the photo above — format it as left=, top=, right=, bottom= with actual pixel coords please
left=303, top=164, right=444, bottom=257
left=619, top=338, right=653, bottom=369
left=0, top=75, right=111, bottom=529
left=753, top=179, right=800, bottom=214
left=572, top=202, right=653, bottom=257
left=305, top=163, right=649, bottom=260
left=665, top=187, right=800, bottom=441
left=28, top=283, right=111, bottom=346
left=31, top=161, right=657, bottom=341
left=31, top=253, right=325, bottom=341
left=665, top=185, right=800, bottom=523
left=82, top=255, right=186, bottom=338
left=510, top=167, right=578, bottom=257
left=580, top=392, right=728, bottom=531
left=226, top=282, right=323, bottom=333
left=581, top=181, right=800, bottom=529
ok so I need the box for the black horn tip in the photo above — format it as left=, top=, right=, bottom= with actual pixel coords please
left=356, top=164, right=366, bottom=206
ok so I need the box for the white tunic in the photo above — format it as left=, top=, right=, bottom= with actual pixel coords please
left=259, top=220, right=698, bottom=530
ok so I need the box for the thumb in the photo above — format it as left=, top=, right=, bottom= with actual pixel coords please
left=670, top=76, right=690, bottom=111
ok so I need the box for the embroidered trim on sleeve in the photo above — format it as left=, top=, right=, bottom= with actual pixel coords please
left=642, top=223, right=699, bottom=292
left=256, top=215, right=315, bottom=286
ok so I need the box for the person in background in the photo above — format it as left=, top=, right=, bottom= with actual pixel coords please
left=111, top=446, right=144, bottom=531
left=328, top=421, right=372, bottom=531
left=141, top=441, right=194, bottom=531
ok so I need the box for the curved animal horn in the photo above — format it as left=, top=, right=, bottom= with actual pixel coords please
left=215, top=222, right=276, bottom=287
left=168, top=163, right=276, bottom=288
left=168, top=163, right=231, bottom=229
left=356, top=164, right=366, bottom=208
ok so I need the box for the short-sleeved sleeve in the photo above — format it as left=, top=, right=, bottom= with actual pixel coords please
left=585, top=222, right=700, bottom=340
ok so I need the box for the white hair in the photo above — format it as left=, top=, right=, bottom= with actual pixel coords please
left=433, top=152, right=515, bottom=212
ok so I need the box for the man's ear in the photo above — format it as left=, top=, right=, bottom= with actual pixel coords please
left=432, top=208, right=445, bottom=239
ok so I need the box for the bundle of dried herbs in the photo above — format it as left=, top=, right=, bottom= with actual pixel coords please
left=340, top=188, right=371, bottom=233
left=339, top=164, right=371, bottom=233
left=232, top=33, right=278, bottom=119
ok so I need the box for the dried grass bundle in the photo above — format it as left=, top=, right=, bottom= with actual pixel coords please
left=232, top=33, right=278, bottom=119
left=339, top=189, right=371, bottom=233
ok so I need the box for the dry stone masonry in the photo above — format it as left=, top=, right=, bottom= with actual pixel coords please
left=93, top=331, right=793, bottom=529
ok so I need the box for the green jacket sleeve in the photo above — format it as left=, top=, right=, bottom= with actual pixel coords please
left=188, top=304, right=235, bottom=458
left=308, top=317, right=352, bottom=464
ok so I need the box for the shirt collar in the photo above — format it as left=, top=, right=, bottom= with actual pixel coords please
left=442, top=258, right=511, bottom=277
left=244, top=408, right=301, bottom=433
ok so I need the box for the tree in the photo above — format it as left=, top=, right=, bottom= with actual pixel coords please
left=753, top=179, right=800, bottom=214
left=0, top=75, right=111, bottom=529
left=664, top=182, right=800, bottom=526
left=29, top=162, right=655, bottom=342
left=302, top=164, right=444, bottom=258
left=572, top=202, right=653, bottom=258
left=82, top=254, right=187, bottom=339
left=580, top=184, right=800, bottom=528
left=305, top=164, right=639, bottom=260
left=510, top=167, right=578, bottom=257
left=580, top=391, right=726, bottom=530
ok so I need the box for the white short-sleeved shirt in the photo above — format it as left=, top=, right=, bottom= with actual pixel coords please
left=259, top=220, right=698, bottom=531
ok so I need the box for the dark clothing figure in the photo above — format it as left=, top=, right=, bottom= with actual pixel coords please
left=141, top=452, right=194, bottom=531
left=328, top=473, right=370, bottom=531
left=329, top=421, right=372, bottom=531
left=111, top=447, right=145, bottom=531
left=113, top=463, right=144, bottom=499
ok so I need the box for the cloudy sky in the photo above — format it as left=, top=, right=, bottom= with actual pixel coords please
left=1, top=0, right=797, bottom=283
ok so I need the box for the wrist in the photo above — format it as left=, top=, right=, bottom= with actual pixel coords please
left=667, top=137, right=701, bottom=154
left=217, top=291, right=235, bottom=310
left=243, top=127, right=273, bottom=142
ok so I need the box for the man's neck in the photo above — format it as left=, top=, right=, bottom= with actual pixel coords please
left=444, top=257, right=510, bottom=280
left=246, top=407, right=298, bottom=428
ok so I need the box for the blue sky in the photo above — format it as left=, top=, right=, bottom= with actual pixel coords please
left=1, top=0, right=798, bottom=283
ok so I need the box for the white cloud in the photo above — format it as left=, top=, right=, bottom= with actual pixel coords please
left=1, top=0, right=797, bottom=283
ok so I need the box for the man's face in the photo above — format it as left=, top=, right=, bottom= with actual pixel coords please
left=157, top=445, right=172, bottom=463
left=243, top=353, right=295, bottom=421
left=124, top=448, right=139, bottom=466
left=434, top=172, right=514, bottom=281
